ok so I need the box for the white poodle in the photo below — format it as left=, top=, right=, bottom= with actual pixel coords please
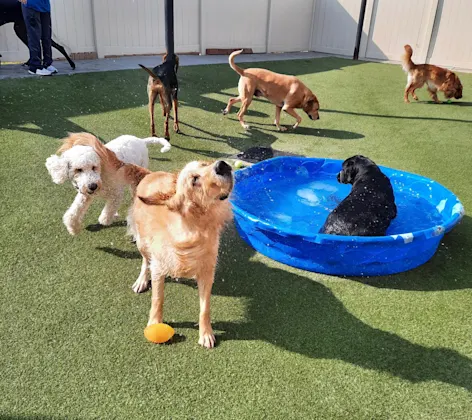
left=45, top=133, right=170, bottom=235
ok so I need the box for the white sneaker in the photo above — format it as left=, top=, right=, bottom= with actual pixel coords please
left=46, top=65, right=58, bottom=74
left=28, top=68, right=52, bottom=76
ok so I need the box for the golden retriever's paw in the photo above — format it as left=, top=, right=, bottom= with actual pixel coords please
left=198, top=329, right=215, bottom=349
left=404, top=99, right=410, bottom=104
left=277, top=126, right=288, bottom=132
left=222, top=108, right=228, bottom=115
left=132, top=277, right=150, bottom=294
left=242, top=123, right=250, bottom=130
left=147, top=316, right=163, bottom=327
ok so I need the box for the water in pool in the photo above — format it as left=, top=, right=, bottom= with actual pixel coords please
left=233, top=176, right=444, bottom=235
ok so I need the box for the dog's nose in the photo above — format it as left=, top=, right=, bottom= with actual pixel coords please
left=215, top=160, right=232, bottom=177
left=89, top=183, right=98, bottom=191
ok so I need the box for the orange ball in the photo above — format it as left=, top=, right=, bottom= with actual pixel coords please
left=144, top=323, right=175, bottom=344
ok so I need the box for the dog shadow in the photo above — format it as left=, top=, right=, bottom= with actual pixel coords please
left=97, top=246, right=140, bottom=260
left=411, top=100, right=472, bottom=107
left=246, top=121, right=365, bottom=140
left=323, top=108, right=472, bottom=124
left=86, top=221, right=127, bottom=232
left=150, top=157, right=172, bottom=162
left=175, top=120, right=280, bottom=156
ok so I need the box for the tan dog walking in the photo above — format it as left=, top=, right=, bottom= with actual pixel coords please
left=223, top=49, right=320, bottom=131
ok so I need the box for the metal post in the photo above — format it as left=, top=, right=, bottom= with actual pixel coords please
left=353, top=0, right=367, bottom=60
left=165, top=0, right=175, bottom=55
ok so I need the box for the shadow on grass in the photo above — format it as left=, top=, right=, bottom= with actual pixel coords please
left=0, top=57, right=360, bottom=139
left=323, top=108, right=472, bottom=124
left=101, top=219, right=472, bottom=391
left=411, top=100, right=472, bottom=107
left=239, top=120, right=365, bottom=140
left=97, top=246, right=140, bottom=260
left=86, top=220, right=127, bottom=232
left=209, top=225, right=472, bottom=391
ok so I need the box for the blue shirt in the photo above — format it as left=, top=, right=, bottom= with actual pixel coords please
left=23, top=0, right=51, bottom=13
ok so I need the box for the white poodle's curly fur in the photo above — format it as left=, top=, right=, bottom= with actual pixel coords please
left=45, top=133, right=170, bottom=235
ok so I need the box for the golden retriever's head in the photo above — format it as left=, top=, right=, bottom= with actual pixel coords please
left=302, top=94, right=320, bottom=121
left=443, top=71, right=463, bottom=100
left=140, top=160, right=234, bottom=214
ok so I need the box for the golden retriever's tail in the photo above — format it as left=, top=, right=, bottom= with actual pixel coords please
left=229, top=49, right=245, bottom=76
left=402, top=45, right=416, bottom=72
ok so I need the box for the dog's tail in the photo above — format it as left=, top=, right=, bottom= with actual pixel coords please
left=139, top=64, right=159, bottom=79
left=401, top=45, right=416, bottom=72
left=141, top=137, right=171, bottom=153
left=229, top=49, right=245, bottom=77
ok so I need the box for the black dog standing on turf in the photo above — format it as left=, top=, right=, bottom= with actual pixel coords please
left=321, top=155, right=397, bottom=236
left=139, top=53, right=180, bottom=141
left=0, top=0, right=75, bottom=69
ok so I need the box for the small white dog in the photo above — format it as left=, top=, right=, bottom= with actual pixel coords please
left=45, top=133, right=170, bottom=235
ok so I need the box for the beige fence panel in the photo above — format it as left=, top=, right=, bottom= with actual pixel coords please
left=426, top=0, right=472, bottom=70
left=200, top=0, right=269, bottom=54
left=268, top=0, right=315, bottom=53
left=361, top=0, right=437, bottom=62
left=310, top=0, right=362, bottom=56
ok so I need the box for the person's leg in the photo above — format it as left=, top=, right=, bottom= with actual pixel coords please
left=40, top=11, right=53, bottom=69
left=21, top=5, right=42, bottom=72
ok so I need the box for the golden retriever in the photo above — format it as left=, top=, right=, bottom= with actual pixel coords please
left=124, top=160, right=234, bottom=349
left=402, top=44, right=463, bottom=103
left=223, top=49, right=320, bottom=131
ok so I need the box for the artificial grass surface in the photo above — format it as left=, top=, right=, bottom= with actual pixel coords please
left=0, top=57, right=471, bottom=419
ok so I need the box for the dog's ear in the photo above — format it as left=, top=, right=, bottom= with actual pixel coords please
left=441, top=72, right=458, bottom=96
left=139, top=64, right=162, bottom=83
left=45, top=154, right=69, bottom=184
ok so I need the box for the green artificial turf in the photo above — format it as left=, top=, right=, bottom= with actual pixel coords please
left=0, top=57, right=471, bottom=419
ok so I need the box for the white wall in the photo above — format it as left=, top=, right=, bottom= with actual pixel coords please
left=268, top=0, right=314, bottom=53
left=427, top=0, right=472, bottom=70
left=201, top=0, right=269, bottom=54
left=310, top=0, right=362, bottom=56
left=362, top=0, right=437, bottom=62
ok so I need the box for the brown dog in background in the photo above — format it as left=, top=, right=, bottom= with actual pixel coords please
left=139, top=53, right=180, bottom=140
left=402, top=44, right=463, bottom=103
left=223, top=49, right=320, bottom=131
left=124, top=160, right=234, bottom=349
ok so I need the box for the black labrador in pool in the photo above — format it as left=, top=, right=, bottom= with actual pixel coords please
left=321, top=155, right=397, bottom=236
left=0, top=0, right=75, bottom=69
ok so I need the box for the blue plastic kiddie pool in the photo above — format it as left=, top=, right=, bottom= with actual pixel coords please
left=231, top=157, right=464, bottom=276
